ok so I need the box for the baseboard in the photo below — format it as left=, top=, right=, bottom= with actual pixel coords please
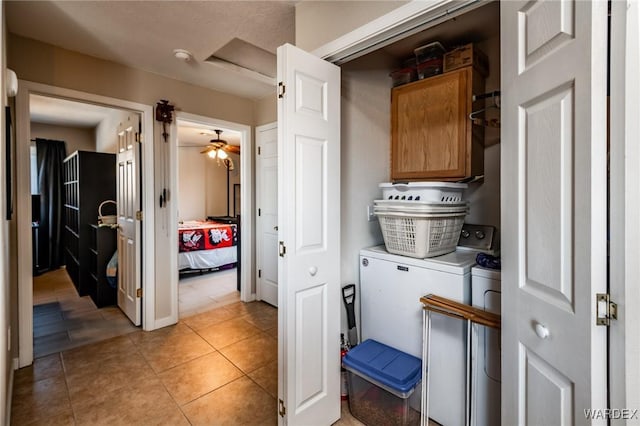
left=5, top=358, right=17, bottom=426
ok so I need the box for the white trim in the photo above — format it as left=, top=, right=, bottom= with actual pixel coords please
left=609, top=0, right=640, bottom=415
left=5, top=359, right=16, bottom=426
left=15, top=81, right=154, bottom=364
left=175, top=112, right=254, bottom=304
left=311, top=0, right=483, bottom=64
left=255, top=121, right=277, bottom=303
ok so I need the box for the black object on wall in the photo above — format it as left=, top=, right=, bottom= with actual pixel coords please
left=36, top=138, right=67, bottom=272
left=5, top=106, right=12, bottom=220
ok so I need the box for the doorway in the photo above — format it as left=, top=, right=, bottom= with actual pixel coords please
left=29, top=94, right=141, bottom=357
left=175, top=117, right=243, bottom=318
left=15, top=81, right=155, bottom=367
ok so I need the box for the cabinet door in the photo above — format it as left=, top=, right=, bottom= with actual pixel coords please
left=391, top=67, right=476, bottom=181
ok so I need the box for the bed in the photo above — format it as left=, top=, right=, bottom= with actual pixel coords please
left=178, top=220, right=238, bottom=276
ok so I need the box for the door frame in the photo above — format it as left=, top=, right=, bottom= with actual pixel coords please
left=173, top=111, right=253, bottom=304
left=609, top=0, right=640, bottom=413
left=15, top=81, right=155, bottom=367
left=309, top=0, right=638, bottom=413
left=255, top=121, right=277, bottom=304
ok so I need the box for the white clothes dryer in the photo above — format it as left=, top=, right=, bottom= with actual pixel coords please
left=471, top=265, right=501, bottom=426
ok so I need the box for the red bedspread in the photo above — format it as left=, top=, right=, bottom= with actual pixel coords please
left=178, top=221, right=237, bottom=253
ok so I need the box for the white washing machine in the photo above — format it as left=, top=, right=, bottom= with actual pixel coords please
left=359, top=245, right=478, bottom=426
left=471, top=265, right=501, bottom=426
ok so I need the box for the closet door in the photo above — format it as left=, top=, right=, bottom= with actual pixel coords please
left=256, top=122, right=279, bottom=307
left=277, top=43, right=341, bottom=426
left=501, top=1, right=608, bottom=424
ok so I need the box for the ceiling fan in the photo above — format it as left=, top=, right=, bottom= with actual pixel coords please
left=200, top=129, right=240, bottom=159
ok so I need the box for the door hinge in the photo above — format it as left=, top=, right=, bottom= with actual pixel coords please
left=258, top=269, right=262, bottom=278
left=278, top=82, right=286, bottom=99
left=279, top=241, right=286, bottom=257
left=258, top=208, right=261, bottom=217
left=279, top=399, right=286, bottom=417
left=258, top=146, right=261, bottom=155
left=596, top=293, right=617, bottom=326
left=136, top=288, right=142, bottom=298
left=136, top=211, right=143, bottom=221
left=135, top=132, right=142, bottom=143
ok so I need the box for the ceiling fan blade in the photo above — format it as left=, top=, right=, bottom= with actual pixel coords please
left=224, top=145, right=241, bottom=154
left=200, top=146, right=215, bottom=154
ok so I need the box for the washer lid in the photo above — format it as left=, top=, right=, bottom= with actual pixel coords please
left=360, top=245, right=477, bottom=275
left=472, top=265, right=502, bottom=280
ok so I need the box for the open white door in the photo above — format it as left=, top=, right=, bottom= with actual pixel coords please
left=257, top=123, right=279, bottom=307
left=501, top=1, right=608, bottom=424
left=277, top=43, right=341, bottom=425
left=117, top=113, right=142, bottom=326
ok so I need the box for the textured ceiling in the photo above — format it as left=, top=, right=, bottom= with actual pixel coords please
left=6, top=0, right=296, bottom=100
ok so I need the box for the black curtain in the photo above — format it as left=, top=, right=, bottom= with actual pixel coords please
left=36, top=139, right=67, bottom=271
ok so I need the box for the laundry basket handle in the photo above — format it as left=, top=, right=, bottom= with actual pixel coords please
left=98, top=200, right=117, bottom=216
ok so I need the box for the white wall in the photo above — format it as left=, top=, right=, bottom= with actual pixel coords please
left=30, top=122, right=95, bottom=154
left=177, top=147, right=206, bottom=221
left=206, top=152, right=240, bottom=217
left=339, top=51, right=397, bottom=336
left=178, top=148, right=241, bottom=221
left=460, top=34, right=501, bottom=236
left=0, top=1, right=10, bottom=421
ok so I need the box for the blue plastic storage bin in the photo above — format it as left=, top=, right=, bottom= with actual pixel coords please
left=342, top=339, right=421, bottom=425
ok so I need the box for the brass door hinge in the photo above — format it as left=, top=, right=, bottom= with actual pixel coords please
left=278, top=82, right=286, bottom=99
left=258, top=146, right=261, bottom=155
left=136, top=288, right=142, bottom=298
left=136, top=211, right=143, bottom=221
left=279, top=241, right=286, bottom=257
left=596, top=293, right=617, bottom=326
left=135, top=132, right=142, bottom=143
left=278, top=399, right=286, bottom=417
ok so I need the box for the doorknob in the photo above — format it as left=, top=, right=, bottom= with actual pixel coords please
left=534, top=322, right=550, bottom=339
left=309, top=266, right=318, bottom=276
left=274, top=226, right=278, bottom=231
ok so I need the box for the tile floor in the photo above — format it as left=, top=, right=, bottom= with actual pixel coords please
left=178, top=268, right=240, bottom=318
left=13, top=301, right=280, bottom=425
left=19, top=269, right=373, bottom=425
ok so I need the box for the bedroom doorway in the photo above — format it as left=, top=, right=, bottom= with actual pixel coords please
left=176, top=116, right=243, bottom=318
left=28, top=95, right=142, bottom=357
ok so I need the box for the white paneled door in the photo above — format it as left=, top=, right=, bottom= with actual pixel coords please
left=501, top=1, right=608, bottom=425
left=277, top=43, right=341, bottom=425
left=257, top=123, right=279, bottom=307
left=117, top=113, right=142, bottom=326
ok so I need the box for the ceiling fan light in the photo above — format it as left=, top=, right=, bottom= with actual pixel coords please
left=217, top=149, right=228, bottom=160
left=208, top=149, right=218, bottom=159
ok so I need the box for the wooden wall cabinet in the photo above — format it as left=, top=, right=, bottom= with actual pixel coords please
left=391, top=66, right=484, bottom=181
